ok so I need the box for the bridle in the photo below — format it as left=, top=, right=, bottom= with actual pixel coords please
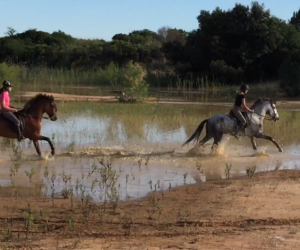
left=48, top=102, right=57, bottom=120
left=250, top=99, right=278, bottom=121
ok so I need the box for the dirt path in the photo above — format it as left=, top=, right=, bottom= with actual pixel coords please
left=15, top=91, right=186, bottom=104
left=14, top=91, right=300, bottom=106
left=1, top=170, right=300, bottom=249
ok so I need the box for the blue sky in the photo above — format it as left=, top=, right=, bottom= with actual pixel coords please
left=0, top=0, right=299, bottom=41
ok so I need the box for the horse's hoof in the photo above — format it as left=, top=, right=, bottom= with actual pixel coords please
left=279, top=148, right=283, bottom=153
left=51, top=149, right=55, bottom=155
left=253, top=147, right=257, bottom=150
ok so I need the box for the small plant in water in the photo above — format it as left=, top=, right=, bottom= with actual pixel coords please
left=196, top=162, right=204, bottom=173
left=183, top=172, right=188, bottom=184
left=88, top=162, right=98, bottom=178
left=10, top=141, right=22, bottom=161
left=60, top=171, right=72, bottom=199
left=125, top=174, right=129, bottom=190
left=50, top=173, right=57, bottom=206
left=138, top=158, right=142, bottom=170
left=52, top=133, right=56, bottom=142
left=25, top=167, right=36, bottom=182
left=148, top=180, right=153, bottom=190
left=246, top=165, right=257, bottom=178
left=145, top=156, right=150, bottom=165
left=157, top=180, right=161, bottom=189
left=225, top=163, right=232, bottom=179
left=10, top=161, right=20, bottom=182
left=66, top=141, right=76, bottom=152
left=97, top=157, right=120, bottom=204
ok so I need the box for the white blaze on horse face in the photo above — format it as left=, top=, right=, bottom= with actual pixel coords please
left=272, top=103, right=279, bottom=120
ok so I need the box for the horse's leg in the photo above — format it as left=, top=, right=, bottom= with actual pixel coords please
left=250, top=136, right=257, bottom=150
left=33, top=140, right=42, bottom=157
left=211, top=133, right=223, bottom=151
left=32, top=134, right=55, bottom=155
left=255, top=134, right=283, bottom=152
left=198, top=134, right=212, bottom=146
left=232, top=134, right=240, bottom=141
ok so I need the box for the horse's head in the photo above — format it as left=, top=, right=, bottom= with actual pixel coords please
left=266, top=99, right=279, bottom=122
left=44, top=95, right=58, bottom=121
left=251, top=98, right=279, bottom=122
left=22, top=94, right=58, bottom=121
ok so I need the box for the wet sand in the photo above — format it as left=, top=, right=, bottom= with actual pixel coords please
left=1, top=169, right=300, bottom=249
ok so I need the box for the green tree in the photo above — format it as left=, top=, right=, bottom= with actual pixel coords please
left=5, top=27, right=17, bottom=37
left=279, top=51, right=300, bottom=97
left=290, top=9, right=300, bottom=31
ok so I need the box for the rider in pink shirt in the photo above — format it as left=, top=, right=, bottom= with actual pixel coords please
left=0, top=80, right=25, bottom=141
left=0, top=91, right=11, bottom=110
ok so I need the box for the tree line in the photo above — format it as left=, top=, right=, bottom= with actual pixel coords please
left=1, top=2, right=300, bottom=96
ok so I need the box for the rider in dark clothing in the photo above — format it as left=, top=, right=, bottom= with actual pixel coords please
left=233, top=83, right=254, bottom=135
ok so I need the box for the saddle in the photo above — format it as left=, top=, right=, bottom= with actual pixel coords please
left=228, top=110, right=247, bottom=126
left=0, top=111, right=26, bottom=131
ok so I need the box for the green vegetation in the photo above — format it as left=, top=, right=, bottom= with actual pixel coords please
left=1, top=2, right=300, bottom=96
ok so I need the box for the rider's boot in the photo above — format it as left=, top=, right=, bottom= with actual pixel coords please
left=15, top=125, right=25, bottom=142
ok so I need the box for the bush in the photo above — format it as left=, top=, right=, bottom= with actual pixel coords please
left=102, top=61, right=148, bottom=102
left=210, top=60, right=244, bottom=84
left=0, top=63, right=20, bottom=89
left=279, top=51, right=300, bottom=97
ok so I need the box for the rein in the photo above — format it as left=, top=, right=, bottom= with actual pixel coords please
left=17, top=112, right=49, bottom=120
left=251, top=112, right=273, bottom=121
left=250, top=98, right=276, bottom=121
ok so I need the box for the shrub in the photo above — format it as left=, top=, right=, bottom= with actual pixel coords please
left=0, top=63, right=20, bottom=90
left=102, top=61, right=148, bottom=102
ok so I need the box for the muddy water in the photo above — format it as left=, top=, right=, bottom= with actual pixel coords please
left=1, top=102, right=300, bottom=201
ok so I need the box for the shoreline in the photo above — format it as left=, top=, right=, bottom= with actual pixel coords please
left=14, top=91, right=300, bottom=106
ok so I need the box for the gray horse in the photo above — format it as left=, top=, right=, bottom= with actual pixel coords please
left=182, top=98, right=283, bottom=152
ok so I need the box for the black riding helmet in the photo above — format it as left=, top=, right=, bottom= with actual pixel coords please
left=240, top=83, right=249, bottom=92
left=2, top=80, right=13, bottom=88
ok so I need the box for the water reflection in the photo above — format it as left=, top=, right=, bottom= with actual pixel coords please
left=1, top=102, right=300, bottom=201
left=39, top=113, right=189, bottom=148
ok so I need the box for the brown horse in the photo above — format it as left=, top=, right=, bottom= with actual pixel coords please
left=0, top=94, right=58, bottom=156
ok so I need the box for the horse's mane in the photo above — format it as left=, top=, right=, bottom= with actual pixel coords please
left=21, top=94, right=54, bottom=112
left=250, top=98, right=273, bottom=109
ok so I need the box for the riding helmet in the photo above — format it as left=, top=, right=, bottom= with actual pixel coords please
left=2, top=80, right=13, bottom=88
left=240, top=83, right=249, bottom=91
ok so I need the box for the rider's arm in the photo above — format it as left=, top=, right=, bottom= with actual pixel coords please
left=242, top=98, right=254, bottom=112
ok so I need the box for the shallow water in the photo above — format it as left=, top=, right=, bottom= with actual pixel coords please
left=1, top=102, right=300, bottom=201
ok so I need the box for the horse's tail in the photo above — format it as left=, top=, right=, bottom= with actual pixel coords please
left=182, top=119, right=208, bottom=146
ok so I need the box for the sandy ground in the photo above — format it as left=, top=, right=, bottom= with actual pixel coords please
left=14, top=91, right=300, bottom=106
left=1, top=170, right=300, bottom=249
left=15, top=91, right=183, bottom=104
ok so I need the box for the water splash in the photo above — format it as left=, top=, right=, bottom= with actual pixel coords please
left=251, top=149, right=270, bottom=157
